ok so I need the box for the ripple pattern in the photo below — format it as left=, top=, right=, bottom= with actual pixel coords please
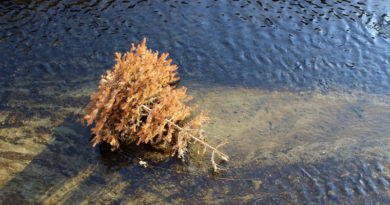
left=1, top=0, right=389, bottom=92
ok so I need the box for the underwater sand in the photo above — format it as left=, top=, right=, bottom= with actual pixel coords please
left=1, top=0, right=389, bottom=203
left=1, top=82, right=389, bottom=204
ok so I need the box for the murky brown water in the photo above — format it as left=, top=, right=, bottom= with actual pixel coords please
left=1, top=0, right=390, bottom=204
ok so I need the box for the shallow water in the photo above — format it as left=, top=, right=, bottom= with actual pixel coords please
left=1, top=0, right=390, bottom=204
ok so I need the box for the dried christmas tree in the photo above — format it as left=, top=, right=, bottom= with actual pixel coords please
left=82, top=38, right=228, bottom=163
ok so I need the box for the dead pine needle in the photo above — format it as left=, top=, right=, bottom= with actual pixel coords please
left=81, top=38, right=229, bottom=168
left=141, top=104, right=229, bottom=161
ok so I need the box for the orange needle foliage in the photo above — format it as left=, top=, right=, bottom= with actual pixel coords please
left=82, top=38, right=228, bottom=160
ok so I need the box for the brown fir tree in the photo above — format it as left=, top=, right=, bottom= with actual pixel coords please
left=82, top=38, right=228, bottom=163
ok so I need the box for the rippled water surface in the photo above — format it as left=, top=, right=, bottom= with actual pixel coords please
left=1, top=0, right=390, bottom=204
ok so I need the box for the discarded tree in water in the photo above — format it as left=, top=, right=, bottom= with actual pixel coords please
left=82, top=38, right=228, bottom=163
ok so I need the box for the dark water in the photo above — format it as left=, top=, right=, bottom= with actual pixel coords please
left=1, top=0, right=390, bottom=204
left=1, top=0, right=389, bottom=92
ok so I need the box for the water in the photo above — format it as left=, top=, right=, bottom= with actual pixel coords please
left=1, top=0, right=390, bottom=204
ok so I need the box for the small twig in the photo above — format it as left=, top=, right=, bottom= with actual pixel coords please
left=211, top=141, right=228, bottom=172
left=141, top=104, right=229, bottom=161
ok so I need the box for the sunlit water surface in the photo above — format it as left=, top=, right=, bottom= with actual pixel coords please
left=1, top=0, right=390, bottom=204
